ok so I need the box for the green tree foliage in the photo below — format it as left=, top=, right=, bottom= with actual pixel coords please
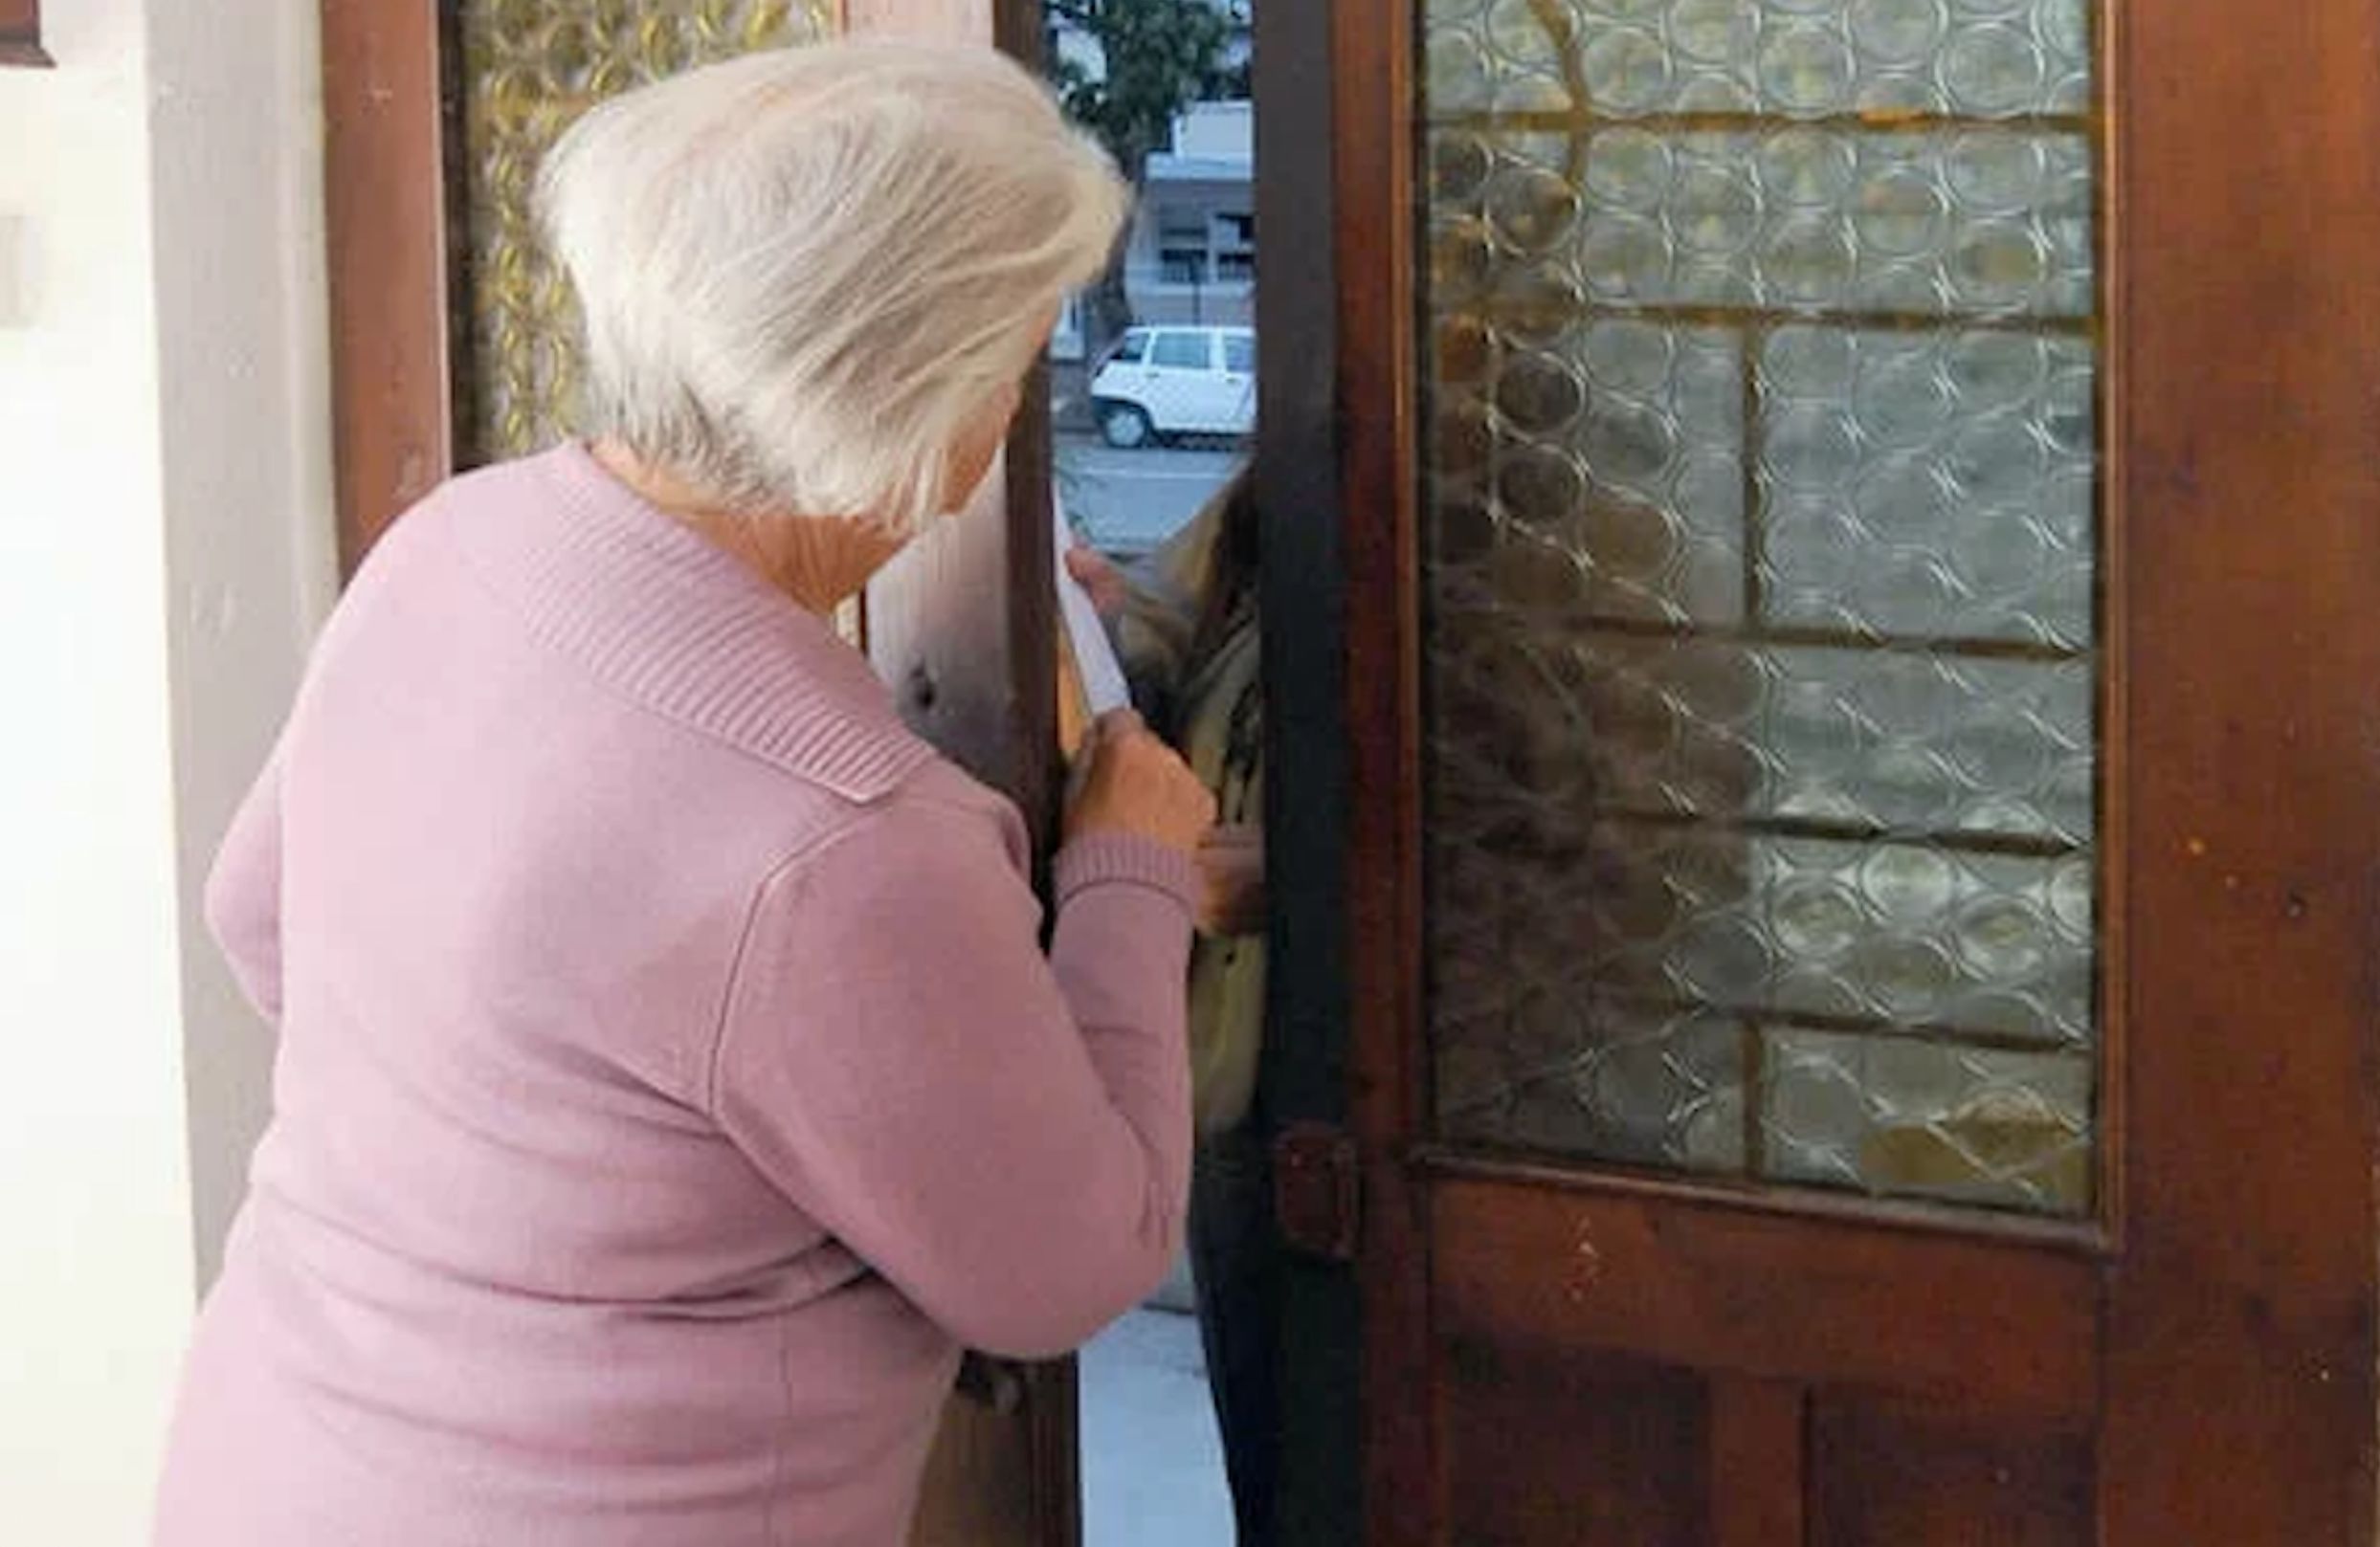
left=1046, top=0, right=1247, bottom=340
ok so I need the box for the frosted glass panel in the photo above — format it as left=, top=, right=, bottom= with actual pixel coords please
left=1419, top=0, right=2099, bottom=1215
left=455, top=0, right=836, bottom=461
left=1424, top=0, right=2090, bottom=120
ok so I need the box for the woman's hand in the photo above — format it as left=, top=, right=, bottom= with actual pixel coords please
left=1063, top=543, right=1132, bottom=621
left=1066, top=709, right=1215, bottom=857
left=1196, top=824, right=1265, bottom=936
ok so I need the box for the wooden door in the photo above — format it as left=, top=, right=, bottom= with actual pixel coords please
left=320, top=4, right=1074, bottom=1545
left=1322, top=0, right=2380, bottom=1541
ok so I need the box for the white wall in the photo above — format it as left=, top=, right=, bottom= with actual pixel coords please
left=0, top=0, right=331, bottom=1537
left=1171, top=99, right=1251, bottom=160
left=146, top=0, right=337, bottom=1293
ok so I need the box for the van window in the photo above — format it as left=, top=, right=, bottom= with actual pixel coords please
left=1152, top=332, right=1212, bottom=371
left=1108, top=330, right=1150, bottom=365
left=1223, top=335, right=1256, bottom=374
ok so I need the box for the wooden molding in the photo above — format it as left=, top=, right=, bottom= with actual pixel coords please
left=0, top=0, right=49, bottom=67
left=1331, top=0, right=2380, bottom=1537
left=2101, top=0, right=2380, bottom=1536
left=319, top=0, right=453, bottom=576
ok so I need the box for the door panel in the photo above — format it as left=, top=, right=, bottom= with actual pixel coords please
left=1331, top=0, right=2380, bottom=1540
left=1806, top=1397, right=2092, bottom=1547
left=1442, top=1344, right=1710, bottom=1547
left=1429, top=1176, right=2096, bottom=1415
left=1416, top=0, right=2104, bottom=1219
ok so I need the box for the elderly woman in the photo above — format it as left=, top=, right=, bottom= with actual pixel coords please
left=153, top=41, right=1212, bottom=1547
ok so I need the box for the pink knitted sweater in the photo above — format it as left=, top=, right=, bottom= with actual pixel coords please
left=152, top=444, right=1197, bottom=1546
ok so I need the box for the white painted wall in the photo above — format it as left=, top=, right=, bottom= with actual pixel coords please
left=0, top=0, right=332, bottom=1537
left=146, top=0, right=337, bottom=1293
left=1171, top=99, right=1251, bottom=160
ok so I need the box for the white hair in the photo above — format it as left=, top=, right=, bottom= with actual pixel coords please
left=537, top=41, right=1127, bottom=533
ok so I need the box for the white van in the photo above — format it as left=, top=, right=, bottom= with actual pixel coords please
left=1087, top=326, right=1256, bottom=449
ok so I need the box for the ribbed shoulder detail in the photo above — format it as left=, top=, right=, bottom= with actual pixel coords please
left=444, top=445, right=936, bottom=803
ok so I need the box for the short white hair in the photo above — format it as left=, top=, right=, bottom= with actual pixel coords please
left=537, top=41, right=1127, bottom=532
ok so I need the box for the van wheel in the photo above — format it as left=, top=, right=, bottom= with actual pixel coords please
left=1098, top=403, right=1153, bottom=450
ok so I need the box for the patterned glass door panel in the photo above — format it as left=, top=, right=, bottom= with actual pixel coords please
left=1420, top=0, right=2098, bottom=1216
left=455, top=0, right=838, bottom=464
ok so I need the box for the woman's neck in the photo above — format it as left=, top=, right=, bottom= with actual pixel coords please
left=589, top=440, right=902, bottom=616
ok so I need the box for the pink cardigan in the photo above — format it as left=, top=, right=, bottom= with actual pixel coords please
left=153, top=445, right=1197, bottom=1547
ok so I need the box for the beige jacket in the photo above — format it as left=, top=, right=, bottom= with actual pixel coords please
left=1106, top=496, right=1266, bottom=1136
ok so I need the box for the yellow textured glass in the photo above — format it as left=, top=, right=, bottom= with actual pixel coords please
left=456, top=0, right=838, bottom=463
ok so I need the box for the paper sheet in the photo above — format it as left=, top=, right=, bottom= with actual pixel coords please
left=1054, top=502, right=1133, bottom=718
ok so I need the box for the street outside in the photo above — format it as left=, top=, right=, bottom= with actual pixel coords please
left=1055, top=429, right=1245, bottom=558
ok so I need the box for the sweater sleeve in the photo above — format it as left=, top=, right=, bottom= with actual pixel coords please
left=204, top=735, right=287, bottom=1026
left=709, top=801, right=1199, bottom=1359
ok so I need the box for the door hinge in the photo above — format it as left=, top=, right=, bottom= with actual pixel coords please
left=1272, top=1121, right=1361, bottom=1263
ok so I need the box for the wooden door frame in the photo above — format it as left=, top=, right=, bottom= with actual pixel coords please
left=1328, top=0, right=2380, bottom=1542
left=2099, top=0, right=2380, bottom=1535
left=1, top=0, right=51, bottom=66
left=1324, top=5, right=1431, bottom=1538
left=321, top=0, right=455, bottom=574
left=317, top=5, right=1077, bottom=1546
left=1247, top=0, right=1368, bottom=1542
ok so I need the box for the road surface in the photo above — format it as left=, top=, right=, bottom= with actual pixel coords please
left=1054, top=431, right=1244, bottom=557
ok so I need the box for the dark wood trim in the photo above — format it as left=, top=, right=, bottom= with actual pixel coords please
left=321, top=0, right=453, bottom=576
left=1022, top=1348, right=1081, bottom=1547
left=0, top=0, right=46, bottom=67
left=2086, top=0, right=2129, bottom=1260
left=1251, top=1, right=1369, bottom=1541
left=1254, top=0, right=1350, bottom=1147
left=995, top=32, right=1070, bottom=1546
left=1434, top=1180, right=2101, bottom=1419
left=1413, top=1149, right=2112, bottom=1257
left=435, top=2, right=482, bottom=473
left=1708, top=1378, right=1806, bottom=1547
left=999, top=366, right=1062, bottom=860
left=1330, top=0, right=1434, bottom=1544
left=2101, top=0, right=2380, bottom=1537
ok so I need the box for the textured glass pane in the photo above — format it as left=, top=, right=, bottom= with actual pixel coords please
left=1417, top=0, right=2100, bottom=1215
left=1441, top=996, right=1747, bottom=1173
left=1761, top=327, right=2095, bottom=643
left=1764, top=1028, right=2089, bottom=1211
left=1427, top=316, right=1747, bottom=626
left=1431, top=127, right=2093, bottom=320
left=456, top=0, right=836, bottom=462
left=1584, top=828, right=2092, bottom=1043
left=1424, top=0, right=2091, bottom=121
left=1429, top=625, right=2094, bottom=842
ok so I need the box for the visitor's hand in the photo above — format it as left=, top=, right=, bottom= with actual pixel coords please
left=1063, top=542, right=1132, bottom=621
left=1065, top=709, right=1215, bottom=857
left=1197, top=824, right=1265, bottom=937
